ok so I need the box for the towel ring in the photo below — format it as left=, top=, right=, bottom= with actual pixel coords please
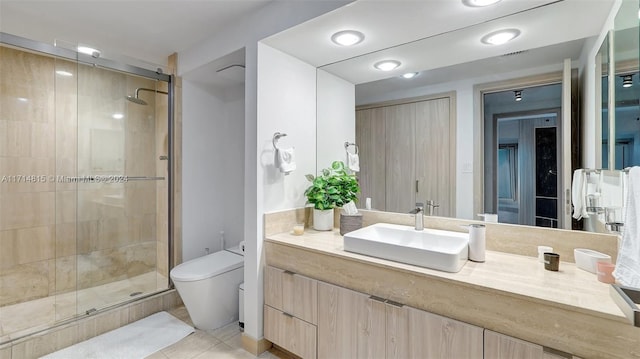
left=273, top=132, right=287, bottom=150
left=344, top=141, right=358, bottom=155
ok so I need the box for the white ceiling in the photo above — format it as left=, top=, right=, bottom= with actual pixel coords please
left=0, top=0, right=273, bottom=67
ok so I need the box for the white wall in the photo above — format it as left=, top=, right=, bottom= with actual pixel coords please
left=182, top=81, right=245, bottom=262
left=258, top=44, right=317, bottom=212
left=316, top=69, right=356, bottom=171
left=179, top=0, right=351, bottom=342
left=182, top=82, right=227, bottom=261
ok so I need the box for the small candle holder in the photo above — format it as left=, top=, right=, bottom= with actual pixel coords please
left=293, top=223, right=305, bottom=236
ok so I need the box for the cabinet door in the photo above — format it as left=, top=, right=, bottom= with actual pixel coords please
left=385, top=102, right=416, bottom=213
left=408, top=307, right=483, bottom=359
left=385, top=302, right=409, bottom=359
left=356, top=107, right=386, bottom=210
left=264, top=266, right=283, bottom=310
left=264, top=266, right=317, bottom=325
left=283, top=270, right=317, bottom=324
left=264, top=305, right=317, bottom=359
left=415, top=97, right=454, bottom=217
left=485, top=330, right=543, bottom=359
left=318, top=282, right=385, bottom=359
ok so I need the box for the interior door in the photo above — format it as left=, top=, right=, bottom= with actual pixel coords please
left=415, top=97, right=453, bottom=217
left=385, top=103, right=416, bottom=213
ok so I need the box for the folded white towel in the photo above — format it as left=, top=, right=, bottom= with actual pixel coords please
left=571, top=169, right=587, bottom=219
left=613, top=166, right=640, bottom=287
left=275, top=147, right=296, bottom=174
left=347, top=152, right=360, bottom=172
left=601, top=170, right=624, bottom=208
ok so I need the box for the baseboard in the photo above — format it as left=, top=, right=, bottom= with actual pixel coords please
left=241, top=333, right=272, bottom=355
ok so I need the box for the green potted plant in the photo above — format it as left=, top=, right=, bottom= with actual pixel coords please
left=305, top=160, right=360, bottom=230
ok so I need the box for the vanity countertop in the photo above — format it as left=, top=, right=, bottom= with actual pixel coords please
left=265, top=228, right=639, bottom=359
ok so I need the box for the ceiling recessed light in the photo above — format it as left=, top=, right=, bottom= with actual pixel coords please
left=462, top=0, right=502, bottom=7
left=112, top=113, right=124, bottom=119
left=514, top=90, right=522, bottom=102
left=331, top=30, right=365, bottom=46
left=481, top=29, right=521, bottom=45
left=77, top=46, right=101, bottom=58
left=402, top=72, right=419, bottom=79
left=374, top=60, right=401, bottom=71
left=56, top=70, right=73, bottom=77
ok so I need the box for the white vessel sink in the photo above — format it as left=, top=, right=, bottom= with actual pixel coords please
left=343, top=223, right=469, bottom=272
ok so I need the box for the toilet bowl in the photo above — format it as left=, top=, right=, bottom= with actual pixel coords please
left=170, top=248, right=244, bottom=330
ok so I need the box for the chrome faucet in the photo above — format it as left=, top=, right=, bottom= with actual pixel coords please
left=413, top=202, right=424, bottom=231
left=425, top=200, right=440, bottom=216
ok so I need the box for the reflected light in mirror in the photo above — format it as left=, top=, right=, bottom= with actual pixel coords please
left=55, top=70, right=73, bottom=77
left=331, top=30, right=365, bottom=46
left=622, top=74, right=633, bottom=88
left=112, top=113, right=124, bottom=120
left=402, top=72, right=419, bottom=79
left=514, top=90, right=522, bottom=101
left=374, top=60, right=401, bottom=71
left=481, top=28, right=521, bottom=45
left=462, top=0, right=502, bottom=7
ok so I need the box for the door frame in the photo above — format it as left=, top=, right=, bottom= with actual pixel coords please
left=474, top=67, right=577, bottom=229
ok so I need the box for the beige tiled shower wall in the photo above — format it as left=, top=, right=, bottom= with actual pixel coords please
left=0, top=46, right=169, bottom=313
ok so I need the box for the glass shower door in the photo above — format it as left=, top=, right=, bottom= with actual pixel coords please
left=75, top=63, right=168, bottom=315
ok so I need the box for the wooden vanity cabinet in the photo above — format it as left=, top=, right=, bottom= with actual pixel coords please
left=317, top=282, right=386, bottom=359
left=408, top=307, right=483, bottom=358
left=485, top=330, right=582, bottom=359
left=317, top=281, right=483, bottom=359
left=264, top=265, right=580, bottom=359
left=263, top=266, right=318, bottom=359
left=485, top=330, right=544, bottom=359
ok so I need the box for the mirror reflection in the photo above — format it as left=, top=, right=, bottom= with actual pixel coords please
left=264, top=0, right=638, bottom=230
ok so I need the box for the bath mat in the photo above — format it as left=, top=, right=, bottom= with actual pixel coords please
left=41, top=311, right=194, bottom=359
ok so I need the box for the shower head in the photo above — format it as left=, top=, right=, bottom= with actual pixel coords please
left=126, top=95, right=148, bottom=105
left=126, top=87, right=169, bottom=106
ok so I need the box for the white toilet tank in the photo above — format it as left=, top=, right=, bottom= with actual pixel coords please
left=170, top=249, right=244, bottom=330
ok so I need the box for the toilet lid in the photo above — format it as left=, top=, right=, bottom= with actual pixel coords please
left=170, top=250, right=243, bottom=282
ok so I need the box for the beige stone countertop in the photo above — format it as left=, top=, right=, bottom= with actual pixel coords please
left=265, top=229, right=628, bottom=324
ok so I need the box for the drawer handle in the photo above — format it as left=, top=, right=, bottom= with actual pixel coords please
left=386, top=300, right=404, bottom=308
left=369, top=295, right=386, bottom=303
left=283, top=270, right=295, bottom=276
left=282, top=312, right=294, bottom=318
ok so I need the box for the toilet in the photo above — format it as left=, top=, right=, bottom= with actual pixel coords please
left=170, top=246, right=244, bottom=330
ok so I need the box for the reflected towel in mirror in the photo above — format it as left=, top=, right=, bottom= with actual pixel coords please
left=347, top=152, right=360, bottom=172
left=276, top=147, right=296, bottom=174
left=613, top=167, right=640, bottom=287
left=572, top=169, right=587, bottom=219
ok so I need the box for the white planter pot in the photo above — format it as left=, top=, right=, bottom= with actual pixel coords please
left=313, top=208, right=334, bottom=231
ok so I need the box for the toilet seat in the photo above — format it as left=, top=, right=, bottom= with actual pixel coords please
left=170, top=250, right=243, bottom=282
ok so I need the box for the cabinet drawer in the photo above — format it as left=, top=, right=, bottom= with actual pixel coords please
left=264, top=305, right=317, bottom=359
left=264, top=266, right=317, bottom=324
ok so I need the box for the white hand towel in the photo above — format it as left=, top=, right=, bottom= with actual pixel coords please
left=571, top=169, right=586, bottom=219
left=275, top=147, right=296, bottom=174
left=601, top=170, right=624, bottom=208
left=613, top=166, right=640, bottom=287
left=347, top=152, right=360, bottom=172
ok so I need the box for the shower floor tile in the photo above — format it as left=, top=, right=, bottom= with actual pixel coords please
left=0, top=271, right=167, bottom=342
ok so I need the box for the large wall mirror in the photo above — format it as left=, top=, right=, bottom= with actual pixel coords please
left=264, top=0, right=636, bottom=231
left=601, top=0, right=640, bottom=170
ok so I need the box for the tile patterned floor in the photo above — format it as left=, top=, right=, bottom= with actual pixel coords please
left=153, top=307, right=292, bottom=359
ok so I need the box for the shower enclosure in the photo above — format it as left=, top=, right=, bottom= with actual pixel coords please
left=0, top=34, right=173, bottom=343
